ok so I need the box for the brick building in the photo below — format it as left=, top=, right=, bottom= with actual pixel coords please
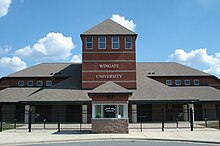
left=0, top=19, right=220, bottom=133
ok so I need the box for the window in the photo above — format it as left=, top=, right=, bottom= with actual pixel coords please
left=98, top=36, right=106, bottom=49
left=194, top=80, right=200, bottom=85
left=112, top=36, right=119, bottom=49
left=166, top=80, right=172, bottom=85
left=37, top=80, right=43, bottom=86
left=86, top=36, right=93, bottom=49
left=125, top=36, right=132, bottom=49
left=46, top=80, right=52, bottom=87
left=184, top=80, right=190, bottom=85
left=18, top=81, right=24, bottom=86
left=93, top=104, right=128, bottom=119
left=27, top=80, right=33, bottom=86
left=175, top=80, right=181, bottom=85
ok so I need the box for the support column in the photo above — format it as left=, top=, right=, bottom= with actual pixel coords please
left=82, top=105, right=87, bottom=123
left=132, top=104, right=137, bottom=123
left=24, top=105, right=30, bottom=124
left=189, top=104, right=194, bottom=124
left=183, top=104, right=188, bottom=121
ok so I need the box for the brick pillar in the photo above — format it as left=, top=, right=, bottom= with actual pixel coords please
left=25, top=105, right=35, bottom=124
left=24, top=105, right=30, bottom=124
left=82, top=105, right=87, bottom=123
left=183, top=104, right=188, bottom=121
left=132, top=104, right=137, bottom=123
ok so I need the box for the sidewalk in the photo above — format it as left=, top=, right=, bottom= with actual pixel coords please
left=0, top=128, right=220, bottom=145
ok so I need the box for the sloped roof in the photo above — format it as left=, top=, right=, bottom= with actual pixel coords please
left=137, top=62, right=210, bottom=77
left=81, top=19, right=136, bottom=35
left=22, top=76, right=89, bottom=102
left=0, top=87, right=40, bottom=102
left=1, top=62, right=219, bottom=103
left=174, top=86, right=220, bottom=101
left=130, top=68, right=197, bottom=102
left=5, top=62, right=211, bottom=78
left=6, top=63, right=81, bottom=77
left=88, top=81, right=132, bottom=94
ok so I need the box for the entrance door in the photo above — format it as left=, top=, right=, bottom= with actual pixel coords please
left=103, top=105, right=116, bottom=118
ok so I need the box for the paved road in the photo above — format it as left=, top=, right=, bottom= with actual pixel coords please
left=29, top=140, right=219, bottom=146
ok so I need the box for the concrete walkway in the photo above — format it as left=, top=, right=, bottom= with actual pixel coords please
left=0, top=128, right=220, bottom=145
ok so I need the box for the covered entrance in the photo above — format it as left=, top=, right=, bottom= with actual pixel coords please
left=88, top=81, right=132, bottom=133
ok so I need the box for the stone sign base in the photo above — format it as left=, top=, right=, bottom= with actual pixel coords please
left=92, top=118, right=128, bottom=133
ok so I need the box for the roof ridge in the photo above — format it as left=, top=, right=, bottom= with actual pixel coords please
left=81, top=19, right=136, bottom=35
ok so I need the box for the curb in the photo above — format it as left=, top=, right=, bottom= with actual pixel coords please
left=2, top=138, right=220, bottom=146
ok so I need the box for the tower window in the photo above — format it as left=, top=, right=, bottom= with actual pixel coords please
left=112, top=36, right=119, bottom=49
left=86, top=36, right=93, bottom=49
left=125, top=36, right=132, bottom=49
left=98, top=36, right=106, bottom=49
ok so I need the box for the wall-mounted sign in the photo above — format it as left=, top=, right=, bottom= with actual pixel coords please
left=95, top=74, right=122, bottom=79
left=99, top=64, right=119, bottom=69
left=104, top=107, right=115, bottom=113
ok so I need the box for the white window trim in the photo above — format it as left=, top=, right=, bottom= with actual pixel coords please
left=125, top=36, right=132, bottom=49
left=86, top=36, right=93, bottom=49
left=27, top=80, right=33, bottom=86
left=166, top=80, right=172, bottom=85
left=37, top=80, right=43, bottom=86
left=98, top=36, right=106, bottom=49
left=175, top=80, right=181, bottom=85
left=112, top=36, right=119, bottom=49
left=92, top=104, right=128, bottom=119
left=46, top=80, right=52, bottom=87
left=184, top=80, right=190, bottom=85
left=18, top=80, right=24, bottom=87
left=194, top=80, right=200, bottom=85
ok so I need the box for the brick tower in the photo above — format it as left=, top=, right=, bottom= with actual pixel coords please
left=80, top=19, right=137, bottom=89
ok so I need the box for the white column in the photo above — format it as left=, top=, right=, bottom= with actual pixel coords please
left=132, top=104, right=137, bottom=123
left=24, top=105, right=30, bottom=124
left=82, top=105, right=87, bottom=123
left=183, top=104, right=188, bottom=121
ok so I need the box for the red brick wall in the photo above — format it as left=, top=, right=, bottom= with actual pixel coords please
left=82, top=36, right=136, bottom=52
left=83, top=53, right=135, bottom=60
left=81, top=35, right=137, bottom=89
left=82, top=82, right=136, bottom=89
left=90, top=94, right=129, bottom=102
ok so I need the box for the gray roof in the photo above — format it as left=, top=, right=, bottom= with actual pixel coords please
left=23, top=89, right=90, bottom=102
left=0, top=62, right=219, bottom=103
left=5, top=62, right=211, bottom=78
left=22, top=76, right=90, bottom=102
left=7, top=63, right=81, bottom=77
left=0, top=87, right=40, bottom=102
left=130, top=67, right=197, bottom=102
left=88, top=81, right=132, bottom=94
left=137, top=62, right=210, bottom=77
left=81, top=19, right=136, bottom=35
left=174, top=86, right=220, bottom=102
